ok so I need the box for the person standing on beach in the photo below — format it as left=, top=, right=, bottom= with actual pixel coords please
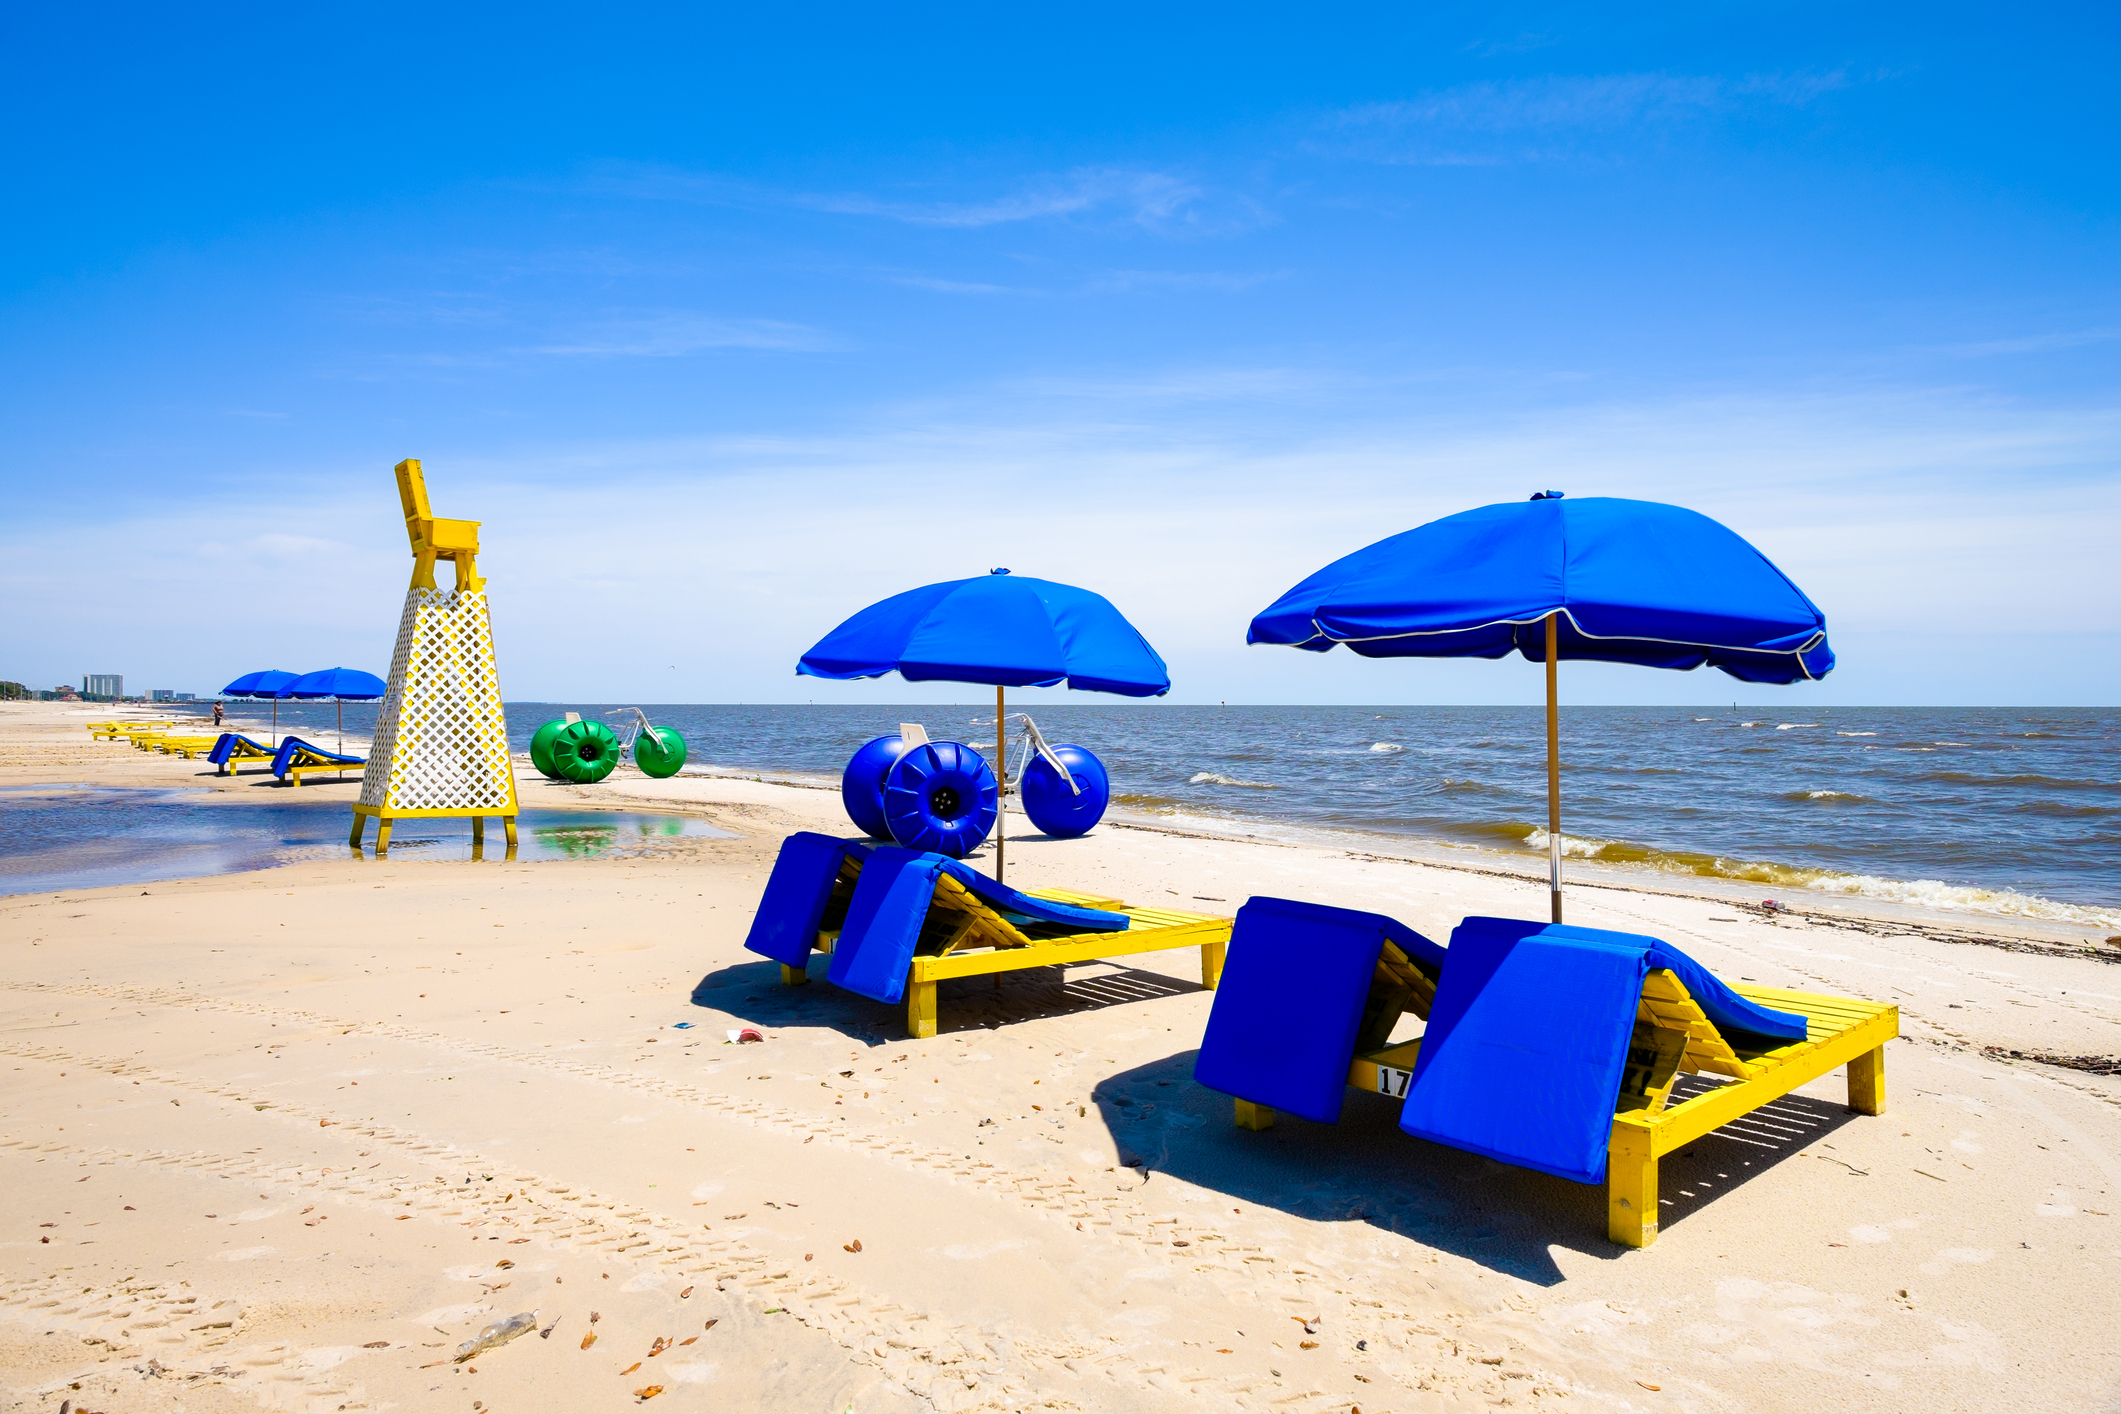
left=212, top=702, right=223, bottom=727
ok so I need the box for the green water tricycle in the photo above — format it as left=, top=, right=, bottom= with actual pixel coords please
left=531, top=710, right=688, bottom=782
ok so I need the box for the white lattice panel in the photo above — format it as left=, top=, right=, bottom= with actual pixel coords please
left=359, top=586, right=516, bottom=812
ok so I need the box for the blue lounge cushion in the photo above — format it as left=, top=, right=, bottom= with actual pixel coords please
left=1398, top=917, right=1808, bottom=1185
left=1194, top=897, right=1443, bottom=1124
left=827, top=850, right=1127, bottom=1005
left=206, top=733, right=273, bottom=766
left=742, top=831, right=851, bottom=967
left=270, top=736, right=364, bottom=776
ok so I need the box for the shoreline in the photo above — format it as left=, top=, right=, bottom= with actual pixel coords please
left=14, top=700, right=2118, bottom=950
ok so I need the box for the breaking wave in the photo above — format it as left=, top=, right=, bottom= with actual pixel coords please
left=1188, top=771, right=1277, bottom=789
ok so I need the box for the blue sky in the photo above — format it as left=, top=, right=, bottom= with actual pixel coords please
left=3, top=4, right=2115, bottom=706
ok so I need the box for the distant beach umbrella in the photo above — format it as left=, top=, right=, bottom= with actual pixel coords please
left=220, top=669, right=300, bottom=745
left=1247, top=493, right=1833, bottom=921
left=281, top=667, right=387, bottom=753
left=798, top=569, right=1169, bottom=880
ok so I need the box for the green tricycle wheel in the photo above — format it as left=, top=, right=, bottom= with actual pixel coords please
left=549, top=720, right=621, bottom=784
left=530, top=719, right=568, bottom=779
left=633, top=725, right=687, bottom=778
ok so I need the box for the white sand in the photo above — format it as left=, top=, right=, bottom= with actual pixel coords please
left=3, top=700, right=2118, bottom=1413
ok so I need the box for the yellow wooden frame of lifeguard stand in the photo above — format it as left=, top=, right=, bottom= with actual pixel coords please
left=348, top=459, right=520, bottom=856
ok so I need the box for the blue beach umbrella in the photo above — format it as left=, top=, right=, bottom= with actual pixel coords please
left=799, top=568, right=1169, bottom=878
left=280, top=667, right=387, bottom=754
left=220, top=669, right=300, bottom=744
left=1248, top=493, right=1833, bottom=920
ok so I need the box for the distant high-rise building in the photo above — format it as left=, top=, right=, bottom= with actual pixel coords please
left=83, top=673, right=123, bottom=698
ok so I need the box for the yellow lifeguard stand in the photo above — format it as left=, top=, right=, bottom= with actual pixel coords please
left=350, top=459, right=520, bottom=855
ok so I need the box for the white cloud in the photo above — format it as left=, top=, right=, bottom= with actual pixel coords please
left=1324, top=70, right=1853, bottom=164
left=795, top=167, right=1207, bottom=231
left=579, top=162, right=1249, bottom=236
left=526, top=313, right=837, bottom=357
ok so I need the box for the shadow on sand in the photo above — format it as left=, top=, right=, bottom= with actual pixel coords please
left=1089, top=1052, right=1866, bottom=1285
left=691, top=955, right=1205, bottom=1048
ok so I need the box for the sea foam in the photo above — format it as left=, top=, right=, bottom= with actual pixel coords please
left=1189, top=771, right=1277, bottom=789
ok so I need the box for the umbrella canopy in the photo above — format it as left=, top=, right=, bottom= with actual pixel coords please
left=279, top=667, right=387, bottom=700
left=1248, top=493, right=1832, bottom=922
left=798, top=569, right=1168, bottom=881
left=220, top=669, right=300, bottom=697
left=798, top=569, right=1170, bottom=697
left=280, top=667, right=385, bottom=755
left=1249, top=495, right=1832, bottom=682
left=219, top=669, right=299, bottom=746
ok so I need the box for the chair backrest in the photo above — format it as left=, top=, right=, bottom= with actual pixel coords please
left=1194, top=896, right=1441, bottom=1124
left=741, top=831, right=850, bottom=967
left=1396, top=917, right=1806, bottom=1184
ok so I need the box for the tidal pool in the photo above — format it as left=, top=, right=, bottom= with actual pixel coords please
left=0, top=784, right=732, bottom=896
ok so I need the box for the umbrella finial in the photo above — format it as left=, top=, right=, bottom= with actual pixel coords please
left=991, top=567, right=1011, bottom=575
left=1530, top=490, right=1565, bottom=500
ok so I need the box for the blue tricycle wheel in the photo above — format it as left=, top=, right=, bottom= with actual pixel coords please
left=842, top=734, right=911, bottom=839
left=1019, top=743, right=1111, bottom=838
left=882, top=741, right=998, bottom=857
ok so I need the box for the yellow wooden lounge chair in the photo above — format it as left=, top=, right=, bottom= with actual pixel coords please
left=150, top=735, right=223, bottom=758
left=1196, top=902, right=1896, bottom=1248
left=745, top=833, right=1230, bottom=1038
left=96, top=722, right=175, bottom=742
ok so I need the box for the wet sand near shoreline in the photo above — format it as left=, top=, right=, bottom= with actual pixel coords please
left=3, top=702, right=2117, bottom=1413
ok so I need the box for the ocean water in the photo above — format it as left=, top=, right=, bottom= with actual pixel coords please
left=211, top=701, right=2119, bottom=926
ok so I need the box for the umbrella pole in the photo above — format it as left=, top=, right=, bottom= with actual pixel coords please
left=995, top=685, right=1007, bottom=884
left=1546, top=611, right=1562, bottom=923
left=272, top=698, right=278, bottom=748
left=337, top=699, right=344, bottom=755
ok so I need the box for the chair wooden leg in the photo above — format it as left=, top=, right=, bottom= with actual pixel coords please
left=906, top=980, right=939, bottom=1039
left=375, top=820, right=393, bottom=856
left=472, top=817, right=485, bottom=849
left=1848, top=1043, right=1886, bottom=1115
left=349, top=814, right=365, bottom=850
left=503, top=817, right=518, bottom=849
left=1607, top=1124, right=1658, bottom=1248
left=1200, top=939, right=1226, bottom=991
left=1234, top=1099, right=1275, bottom=1131
left=780, top=964, right=809, bottom=986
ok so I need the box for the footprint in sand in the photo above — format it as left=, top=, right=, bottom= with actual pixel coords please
left=1919, top=1247, right=1994, bottom=1276
left=942, top=1239, right=1027, bottom=1260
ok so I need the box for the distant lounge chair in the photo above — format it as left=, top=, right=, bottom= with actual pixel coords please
left=1195, top=902, right=1897, bottom=1248
left=89, top=720, right=172, bottom=739
left=269, top=736, right=366, bottom=786
left=205, top=733, right=279, bottom=775
left=744, top=832, right=1232, bottom=1037
left=108, top=724, right=177, bottom=743
left=150, top=735, right=223, bottom=758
